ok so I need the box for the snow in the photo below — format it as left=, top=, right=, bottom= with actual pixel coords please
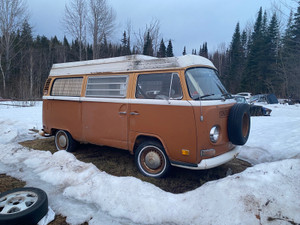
left=49, top=54, right=216, bottom=76
left=0, top=102, right=299, bottom=225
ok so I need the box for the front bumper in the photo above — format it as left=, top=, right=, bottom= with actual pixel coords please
left=171, top=147, right=240, bottom=170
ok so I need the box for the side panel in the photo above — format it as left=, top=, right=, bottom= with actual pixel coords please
left=42, top=99, right=82, bottom=140
left=129, top=100, right=197, bottom=164
left=191, top=101, right=236, bottom=160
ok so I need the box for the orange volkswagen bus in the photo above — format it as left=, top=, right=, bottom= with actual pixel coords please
left=42, top=55, right=250, bottom=177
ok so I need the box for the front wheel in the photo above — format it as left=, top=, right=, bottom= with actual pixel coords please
left=135, top=141, right=170, bottom=178
left=55, top=130, right=77, bottom=152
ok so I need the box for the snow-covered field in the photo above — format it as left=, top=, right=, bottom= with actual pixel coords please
left=0, top=102, right=299, bottom=225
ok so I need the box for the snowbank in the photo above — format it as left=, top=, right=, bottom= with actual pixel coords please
left=0, top=102, right=299, bottom=225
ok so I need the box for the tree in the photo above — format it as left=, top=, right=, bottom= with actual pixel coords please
left=157, top=38, right=166, bottom=57
left=226, top=23, right=244, bottom=93
left=143, top=31, right=153, bottom=56
left=264, top=13, right=281, bottom=94
left=63, top=0, right=87, bottom=61
left=135, top=19, right=161, bottom=55
left=121, top=31, right=130, bottom=56
left=284, top=2, right=300, bottom=98
left=0, top=0, right=29, bottom=97
left=88, top=0, right=115, bottom=59
left=20, top=20, right=34, bottom=98
left=166, top=40, right=174, bottom=57
left=199, top=42, right=208, bottom=58
left=182, top=46, right=186, bottom=55
left=242, top=7, right=266, bottom=94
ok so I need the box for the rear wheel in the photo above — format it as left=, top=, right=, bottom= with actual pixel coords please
left=135, top=141, right=170, bottom=178
left=55, top=130, right=77, bottom=152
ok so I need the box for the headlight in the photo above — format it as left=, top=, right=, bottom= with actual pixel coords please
left=210, top=125, right=220, bottom=143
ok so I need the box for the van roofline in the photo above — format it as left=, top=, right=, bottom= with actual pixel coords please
left=49, top=54, right=217, bottom=77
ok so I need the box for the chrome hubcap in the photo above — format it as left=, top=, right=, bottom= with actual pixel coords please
left=0, top=191, right=38, bottom=214
left=58, top=134, right=67, bottom=148
left=145, top=151, right=161, bottom=169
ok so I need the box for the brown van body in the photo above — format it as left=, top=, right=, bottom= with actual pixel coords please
left=42, top=55, right=248, bottom=174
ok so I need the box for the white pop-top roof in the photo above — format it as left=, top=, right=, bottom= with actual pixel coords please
left=49, top=54, right=216, bottom=77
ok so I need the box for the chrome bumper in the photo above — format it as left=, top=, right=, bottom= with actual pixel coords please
left=171, top=147, right=240, bottom=170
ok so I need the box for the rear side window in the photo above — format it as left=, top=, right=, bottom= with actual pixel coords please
left=51, top=77, right=83, bottom=96
left=136, top=73, right=182, bottom=100
left=85, top=75, right=128, bottom=98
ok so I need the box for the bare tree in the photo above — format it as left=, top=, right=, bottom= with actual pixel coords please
left=63, top=0, right=87, bottom=61
left=0, top=0, right=28, bottom=97
left=134, top=19, right=162, bottom=55
left=88, top=0, right=115, bottom=59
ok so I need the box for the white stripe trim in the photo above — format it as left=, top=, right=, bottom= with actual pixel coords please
left=43, top=96, right=81, bottom=101
left=43, top=96, right=236, bottom=106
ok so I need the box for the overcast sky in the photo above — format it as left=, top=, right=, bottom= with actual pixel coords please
left=28, top=0, right=295, bottom=56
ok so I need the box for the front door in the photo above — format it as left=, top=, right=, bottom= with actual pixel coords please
left=129, top=72, right=197, bottom=164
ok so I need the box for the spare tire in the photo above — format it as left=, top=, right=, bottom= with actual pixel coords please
left=0, top=187, right=48, bottom=225
left=227, top=103, right=251, bottom=145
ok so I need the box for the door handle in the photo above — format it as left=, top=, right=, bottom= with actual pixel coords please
left=130, top=112, right=139, bottom=115
left=119, top=111, right=127, bottom=115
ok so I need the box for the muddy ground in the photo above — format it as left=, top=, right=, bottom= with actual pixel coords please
left=0, top=137, right=251, bottom=224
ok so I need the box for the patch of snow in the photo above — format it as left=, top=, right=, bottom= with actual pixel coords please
left=49, top=54, right=216, bottom=76
left=238, top=104, right=300, bottom=164
left=0, top=102, right=300, bottom=225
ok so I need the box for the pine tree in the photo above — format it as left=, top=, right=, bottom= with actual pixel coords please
left=199, top=42, right=208, bottom=58
left=227, top=23, right=244, bottom=93
left=241, top=30, right=248, bottom=58
left=166, top=40, right=174, bottom=57
left=242, top=7, right=266, bottom=94
left=182, top=46, right=186, bottom=55
left=121, top=31, right=131, bottom=56
left=63, top=36, right=70, bottom=62
left=143, top=32, right=153, bottom=56
left=264, top=13, right=281, bottom=94
left=157, top=38, right=166, bottom=58
left=288, top=2, right=300, bottom=98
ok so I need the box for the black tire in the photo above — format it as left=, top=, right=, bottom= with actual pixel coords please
left=227, top=103, right=251, bottom=145
left=55, top=130, right=77, bottom=152
left=135, top=141, right=170, bottom=178
left=0, top=187, right=48, bottom=225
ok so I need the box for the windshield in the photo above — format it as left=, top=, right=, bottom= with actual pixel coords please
left=185, top=67, right=230, bottom=100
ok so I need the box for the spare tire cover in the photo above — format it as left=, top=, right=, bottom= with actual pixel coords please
left=227, top=103, right=251, bottom=145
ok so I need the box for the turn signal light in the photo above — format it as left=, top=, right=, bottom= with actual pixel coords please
left=182, top=149, right=190, bottom=156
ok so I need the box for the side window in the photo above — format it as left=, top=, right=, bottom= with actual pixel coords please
left=85, top=75, right=128, bottom=98
left=136, top=73, right=182, bottom=100
left=51, top=77, right=83, bottom=96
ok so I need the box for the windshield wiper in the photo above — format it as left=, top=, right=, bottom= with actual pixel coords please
left=221, top=93, right=232, bottom=98
left=192, top=94, right=215, bottom=100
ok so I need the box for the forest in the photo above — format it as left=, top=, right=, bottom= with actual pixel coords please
left=0, top=0, right=299, bottom=100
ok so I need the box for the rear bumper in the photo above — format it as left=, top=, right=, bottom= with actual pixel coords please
left=39, top=129, right=51, bottom=137
left=171, top=147, right=240, bottom=170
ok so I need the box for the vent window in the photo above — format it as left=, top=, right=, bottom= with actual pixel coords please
left=86, top=76, right=128, bottom=98
left=51, top=77, right=83, bottom=97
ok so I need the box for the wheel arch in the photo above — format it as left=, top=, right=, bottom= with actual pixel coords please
left=132, top=134, right=168, bottom=155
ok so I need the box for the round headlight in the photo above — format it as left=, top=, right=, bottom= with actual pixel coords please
left=210, top=126, right=220, bottom=143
